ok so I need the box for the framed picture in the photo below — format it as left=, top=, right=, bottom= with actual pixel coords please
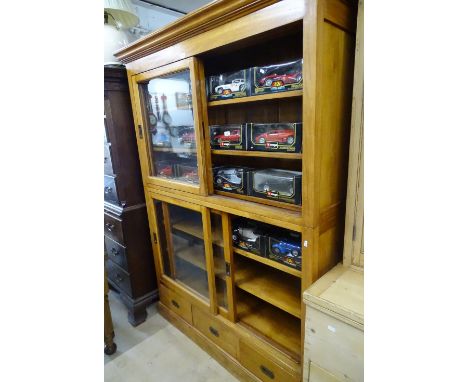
left=175, top=92, right=191, bottom=110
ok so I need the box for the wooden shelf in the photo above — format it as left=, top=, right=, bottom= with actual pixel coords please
left=235, top=256, right=301, bottom=318
left=153, top=147, right=196, bottom=153
left=237, top=289, right=301, bottom=361
left=175, top=247, right=225, bottom=279
left=207, top=89, right=303, bottom=107
left=234, top=247, right=301, bottom=278
left=215, top=190, right=301, bottom=212
left=172, top=219, right=223, bottom=246
left=212, top=150, right=302, bottom=160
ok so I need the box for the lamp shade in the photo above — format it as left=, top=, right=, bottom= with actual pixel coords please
left=104, top=0, right=139, bottom=29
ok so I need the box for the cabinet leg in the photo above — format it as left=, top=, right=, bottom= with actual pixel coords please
left=127, top=305, right=148, bottom=327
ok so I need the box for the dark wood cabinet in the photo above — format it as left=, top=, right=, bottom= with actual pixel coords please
left=104, top=66, right=158, bottom=326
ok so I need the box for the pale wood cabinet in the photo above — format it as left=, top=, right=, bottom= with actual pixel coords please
left=115, top=0, right=357, bottom=380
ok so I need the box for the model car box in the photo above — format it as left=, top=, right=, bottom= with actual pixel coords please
left=252, top=59, right=303, bottom=95
left=232, top=218, right=267, bottom=257
left=156, top=161, right=176, bottom=179
left=247, top=122, right=302, bottom=153
left=175, top=163, right=199, bottom=184
left=213, top=166, right=252, bottom=195
left=207, top=69, right=250, bottom=101
left=210, top=124, right=246, bottom=150
left=248, top=169, right=302, bottom=205
left=267, top=231, right=302, bottom=270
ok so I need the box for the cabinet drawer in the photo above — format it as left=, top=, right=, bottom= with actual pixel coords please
left=104, top=212, right=124, bottom=244
left=104, top=236, right=128, bottom=270
left=106, top=259, right=132, bottom=297
left=192, top=306, right=237, bottom=358
left=104, top=143, right=114, bottom=175
left=239, top=341, right=298, bottom=382
left=160, top=284, right=192, bottom=324
left=104, top=175, right=120, bottom=205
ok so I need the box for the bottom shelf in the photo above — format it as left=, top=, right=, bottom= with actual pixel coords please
left=236, top=288, right=301, bottom=362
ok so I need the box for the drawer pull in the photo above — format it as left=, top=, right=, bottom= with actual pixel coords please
left=209, top=326, right=219, bottom=337
left=171, top=299, right=180, bottom=309
left=104, top=157, right=108, bottom=163
left=260, top=365, right=275, bottom=379
left=105, top=223, right=115, bottom=231
left=104, top=186, right=113, bottom=194
left=110, top=247, right=118, bottom=255
left=116, top=275, right=123, bottom=283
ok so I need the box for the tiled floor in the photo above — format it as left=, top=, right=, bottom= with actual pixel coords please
left=105, top=290, right=239, bottom=382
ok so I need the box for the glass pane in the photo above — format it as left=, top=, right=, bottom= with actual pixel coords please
left=140, top=69, right=199, bottom=185
left=166, top=204, right=209, bottom=300
left=211, top=213, right=227, bottom=309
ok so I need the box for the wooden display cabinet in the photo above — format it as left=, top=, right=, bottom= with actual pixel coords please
left=116, top=0, right=357, bottom=380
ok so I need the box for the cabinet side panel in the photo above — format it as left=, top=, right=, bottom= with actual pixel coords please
left=318, top=22, right=355, bottom=211
left=318, top=226, right=343, bottom=279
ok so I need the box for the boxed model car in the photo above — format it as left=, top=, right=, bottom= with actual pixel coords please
left=175, top=163, right=199, bottom=184
left=247, top=122, right=302, bottom=153
left=210, top=124, right=246, bottom=150
left=252, top=59, right=303, bottom=95
left=213, top=166, right=251, bottom=195
left=248, top=169, right=302, bottom=205
left=156, top=161, right=176, bottom=179
left=207, top=69, right=249, bottom=101
left=267, top=231, right=302, bottom=270
left=231, top=218, right=267, bottom=256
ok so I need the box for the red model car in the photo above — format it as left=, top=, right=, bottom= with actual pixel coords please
left=213, top=129, right=241, bottom=143
left=180, top=130, right=195, bottom=144
left=255, top=129, right=295, bottom=145
left=258, top=71, right=302, bottom=87
left=158, top=165, right=173, bottom=177
left=182, top=169, right=198, bottom=182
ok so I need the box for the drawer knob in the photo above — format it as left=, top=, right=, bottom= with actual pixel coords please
left=104, top=186, right=113, bottom=194
left=105, top=223, right=115, bottom=231
left=104, top=157, right=108, bottom=163
left=111, top=247, right=118, bottom=255
left=171, top=299, right=180, bottom=309
left=116, top=275, right=123, bottom=283
left=209, top=326, right=219, bottom=337
left=260, top=365, right=275, bottom=379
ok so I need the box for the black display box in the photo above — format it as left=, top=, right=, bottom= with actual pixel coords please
left=267, top=231, right=302, bottom=270
left=232, top=217, right=268, bottom=257
left=156, top=161, right=176, bottom=179
left=213, top=166, right=251, bottom=195
left=248, top=169, right=302, bottom=205
left=210, top=124, right=246, bottom=150
left=247, top=122, right=302, bottom=153
left=207, top=70, right=250, bottom=101
left=252, top=59, right=303, bottom=95
left=175, top=163, right=199, bottom=184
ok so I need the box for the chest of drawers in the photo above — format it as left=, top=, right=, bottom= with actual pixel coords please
left=104, top=66, right=157, bottom=326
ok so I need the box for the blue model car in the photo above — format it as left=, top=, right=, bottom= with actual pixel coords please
left=270, top=240, right=302, bottom=269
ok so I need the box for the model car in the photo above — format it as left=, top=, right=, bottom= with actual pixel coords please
left=214, top=168, right=242, bottom=190
left=258, top=71, right=302, bottom=87
left=254, top=129, right=295, bottom=145
left=154, top=132, right=171, bottom=147
left=215, top=79, right=246, bottom=94
left=181, top=169, right=198, bottom=183
left=271, top=241, right=302, bottom=268
left=258, top=179, right=294, bottom=197
left=232, top=226, right=260, bottom=251
left=179, top=130, right=195, bottom=145
left=158, top=165, right=173, bottom=177
left=213, top=129, right=241, bottom=143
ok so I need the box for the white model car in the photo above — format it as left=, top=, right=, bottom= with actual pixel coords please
left=215, top=79, right=246, bottom=94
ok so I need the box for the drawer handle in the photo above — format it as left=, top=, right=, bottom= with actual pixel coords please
left=105, top=223, right=115, bottom=231
left=110, top=247, right=118, bottom=256
left=260, top=365, right=275, bottom=379
left=104, top=186, right=113, bottom=194
left=209, top=326, right=219, bottom=337
left=116, top=275, right=123, bottom=283
left=104, top=157, right=108, bottom=163
left=171, top=299, right=180, bottom=309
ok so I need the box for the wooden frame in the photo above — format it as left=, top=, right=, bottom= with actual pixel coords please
left=131, top=58, right=208, bottom=196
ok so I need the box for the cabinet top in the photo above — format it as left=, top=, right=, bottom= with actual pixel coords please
left=303, top=263, right=363, bottom=328
left=113, top=0, right=280, bottom=64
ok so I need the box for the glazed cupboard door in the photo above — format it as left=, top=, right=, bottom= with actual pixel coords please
left=133, top=58, right=206, bottom=195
